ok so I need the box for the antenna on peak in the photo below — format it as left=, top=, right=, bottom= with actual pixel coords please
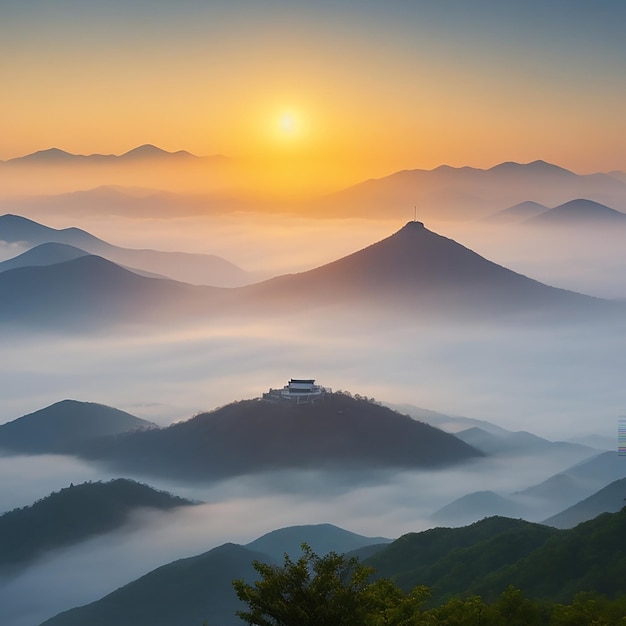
left=413, top=205, right=417, bottom=222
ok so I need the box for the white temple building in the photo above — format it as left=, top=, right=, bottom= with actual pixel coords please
left=263, top=378, right=329, bottom=405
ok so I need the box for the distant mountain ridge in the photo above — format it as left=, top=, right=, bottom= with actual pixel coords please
left=0, top=255, right=221, bottom=328
left=427, top=449, right=622, bottom=527
left=0, top=242, right=89, bottom=272
left=485, top=200, right=549, bottom=222
left=0, top=144, right=232, bottom=197
left=486, top=198, right=626, bottom=224
left=2, top=144, right=207, bottom=165
left=2, top=186, right=242, bottom=219
left=526, top=198, right=626, bottom=225
left=430, top=491, right=526, bottom=526
left=1, top=218, right=623, bottom=331
left=454, top=426, right=595, bottom=459
left=245, top=523, right=392, bottom=561
left=542, top=478, right=626, bottom=528
left=0, top=214, right=250, bottom=287
left=316, top=160, right=626, bottom=220
left=0, top=399, right=156, bottom=454
left=519, top=451, right=626, bottom=510
left=3, top=153, right=626, bottom=221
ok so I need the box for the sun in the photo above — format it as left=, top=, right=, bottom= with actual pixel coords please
left=277, top=111, right=299, bottom=137
left=278, top=113, right=298, bottom=135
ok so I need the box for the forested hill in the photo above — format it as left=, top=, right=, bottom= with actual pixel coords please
left=76, top=393, right=481, bottom=480
left=364, top=507, right=626, bottom=603
left=0, top=479, right=195, bottom=571
left=40, top=508, right=626, bottom=626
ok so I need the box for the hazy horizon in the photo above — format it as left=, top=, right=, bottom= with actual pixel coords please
left=2, top=1, right=626, bottom=193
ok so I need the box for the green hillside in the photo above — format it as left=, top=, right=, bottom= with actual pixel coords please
left=38, top=509, right=626, bottom=625
left=481, top=508, right=626, bottom=602
left=40, top=543, right=273, bottom=626
left=366, top=508, right=626, bottom=604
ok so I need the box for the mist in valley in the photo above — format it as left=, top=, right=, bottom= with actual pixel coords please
left=1, top=309, right=623, bottom=440
left=1, top=208, right=625, bottom=625
left=0, top=447, right=600, bottom=626
left=4, top=209, right=625, bottom=298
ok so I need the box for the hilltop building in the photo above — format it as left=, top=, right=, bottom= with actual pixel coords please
left=263, top=378, right=329, bottom=405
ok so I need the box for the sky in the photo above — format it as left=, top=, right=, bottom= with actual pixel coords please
left=2, top=1, right=626, bottom=192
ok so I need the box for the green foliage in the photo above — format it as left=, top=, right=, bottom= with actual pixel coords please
left=365, top=516, right=558, bottom=602
left=234, top=546, right=626, bottom=626
left=550, top=592, right=626, bottom=626
left=233, top=544, right=378, bottom=625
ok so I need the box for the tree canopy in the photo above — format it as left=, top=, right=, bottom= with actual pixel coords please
left=232, top=544, right=626, bottom=626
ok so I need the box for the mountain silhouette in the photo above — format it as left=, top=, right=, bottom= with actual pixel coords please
left=0, top=399, right=156, bottom=454
left=3, top=145, right=200, bottom=165
left=542, top=478, right=626, bottom=528
left=0, top=214, right=102, bottom=248
left=525, top=198, right=626, bottom=225
left=74, top=393, right=482, bottom=480
left=454, top=426, right=595, bottom=461
left=485, top=200, right=549, bottom=222
left=430, top=490, right=526, bottom=527
left=488, top=159, right=574, bottom=178
left=0, top=241, right=168, bottom=280
left=118, top=144, right=196, bottom=161
left=6, top=147, right=79, bottom=164
left=237, top=221, right=613, bottom=322
left=517, top=451, right=626, bottom=513
left=0, top=479, right=194, bottom=571
left=0, top=242, right=89, bottom=272
left=245, top=523, right=391, bottom=561
left=316, top=160, right=626, bottom=221
left=0, top=214, right=250, bottom=286
left=0, top=255, right=222, bottom=328
left=40, top=542, right=275, bottom=626
left=1, top=220, right=620, bottom=329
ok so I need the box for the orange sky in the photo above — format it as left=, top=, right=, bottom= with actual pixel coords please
left=2, top=2, right=626, bottom=193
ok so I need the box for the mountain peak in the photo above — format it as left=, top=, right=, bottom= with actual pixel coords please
left=401, top=220, right=425, bottom=230
left=245, top=219, right=611, bottom=323
left=489, top=160, right=574, bottom=177
left=120, top=144, right=195, bottom=160
left=0, top=399, right=157, bottom=454
left=17, top=147, right=76, bottom=163
left=0, top=213, right=40, bottom=226
left=527, top=198, right=626, bottom=225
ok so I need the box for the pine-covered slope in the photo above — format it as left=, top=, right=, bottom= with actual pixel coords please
left=0, top=479, right=195, bottom=570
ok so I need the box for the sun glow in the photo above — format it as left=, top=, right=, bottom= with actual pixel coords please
left=275, top=110, right=304, bottom=143
left=278, top=112, right=297, bottom=135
